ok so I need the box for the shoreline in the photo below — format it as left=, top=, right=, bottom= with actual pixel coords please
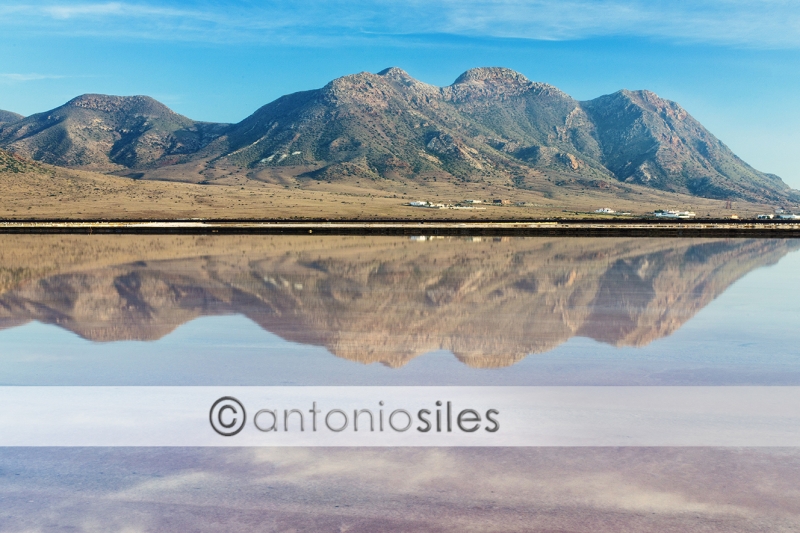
left=2, top=219, right=800, bottom=236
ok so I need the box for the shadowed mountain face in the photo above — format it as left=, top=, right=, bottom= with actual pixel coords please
left=0, top=95, right=228, bottom=171
left=0, top=68, right=793, bottom=202
left=0, top=236, right=796, bottom=368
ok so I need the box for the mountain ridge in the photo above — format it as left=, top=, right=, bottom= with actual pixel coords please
left=0, top=67, right=795, bottom=203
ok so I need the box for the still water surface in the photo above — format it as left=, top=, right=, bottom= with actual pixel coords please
left=2, top=235, right=800, bottom=532
left=0, top=235, right=798, bottom=385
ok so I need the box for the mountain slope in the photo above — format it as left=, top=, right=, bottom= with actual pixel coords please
left=0, top=95, right=228, bottom=171
left=0, top=110, right=23, bottom=125
left=212, top=68, right=492, bottom=181
left=0, top=147, right=48, bottom=174
left=582, top=90, right=791, bottom=201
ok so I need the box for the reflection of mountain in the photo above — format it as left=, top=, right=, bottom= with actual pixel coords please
left=0, top=236, right=796, bottom=367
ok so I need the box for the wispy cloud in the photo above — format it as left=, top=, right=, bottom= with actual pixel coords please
left=429, top=0, right=800, bottom=47
left=0, top=73, right=67, bottom=82
left=1, top=2, right=194, bottom=19
left=1, top=1, right=799, bottom=48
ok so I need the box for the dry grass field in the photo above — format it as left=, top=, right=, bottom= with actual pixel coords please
left=0, top=153, right=782, bottom=220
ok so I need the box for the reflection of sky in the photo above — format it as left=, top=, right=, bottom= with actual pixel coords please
left=2, top=248, right=799, bottom=387
left=4, top=447, right=799, bottom=532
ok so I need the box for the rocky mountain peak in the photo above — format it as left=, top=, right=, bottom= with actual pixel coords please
left=322, top=70, right=439, bottom=107
left=377, top=67, right=413, bottom=82
left=326, top=71, right=378, bottom=88
left=610, top=89, right=684, bottom=115
left=65, top=94, right=176, bottom=117
left=377, top=67, right=440, bottom=100
left=0, top=109, right=24, bottom=124
left=445, top=67, right=553, bottom=102
left=453, top=67, right=530, bottom=85
left=323, top=71, right=386, bottom=99
left=625, top=90, right=690, bottom=121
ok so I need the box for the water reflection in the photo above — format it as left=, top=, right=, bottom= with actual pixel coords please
left=4, top=448, right=799, bottom=532
left=1, top=235, right=796, bottom=368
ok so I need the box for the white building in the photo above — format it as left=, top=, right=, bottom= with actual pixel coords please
left=654, top=210, right=696, bottom=219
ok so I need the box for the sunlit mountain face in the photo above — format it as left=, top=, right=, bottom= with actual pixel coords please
left=1, top=235, right=795, bottom=368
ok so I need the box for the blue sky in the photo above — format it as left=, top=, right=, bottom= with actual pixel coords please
left=1, top=1, right=799, bottom=187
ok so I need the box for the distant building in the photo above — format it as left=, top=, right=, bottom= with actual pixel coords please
left=493, top=199, right=511, bottom=205
left=408, top=201, right=446, bottom=208
left=778, top=213, right=800, bottom=220
left=757, top=214, right=774, bottom=220
left=594, top=207, right=616, bottom=214
left=654, top=210, right=696, bottom=219
left=464, top=199, right=482, bottom=204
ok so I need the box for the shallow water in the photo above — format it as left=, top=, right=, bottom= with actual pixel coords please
left=1, top=235, right=799, bottom=385
left=2, top=235, right=800, bottom=531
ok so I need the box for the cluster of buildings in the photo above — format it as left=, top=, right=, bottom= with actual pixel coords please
left=653, top=210, right=799, bottom=220
left=759, top=213, right=800, bottom=220
left=406, top=200, right=798, bottom=220
left=407, top=199, right=488, bottom=210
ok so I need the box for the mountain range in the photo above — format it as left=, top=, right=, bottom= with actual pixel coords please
left=0, top=67, right=795, bottom=204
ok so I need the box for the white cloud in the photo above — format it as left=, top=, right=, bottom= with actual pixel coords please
left=0, top=73, right=67, bottom=82
left=1, top=1, right=799, bottom=48
left=1, top=2, right=196, bottom=19
left=386, top=0, right=800, bottom=47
